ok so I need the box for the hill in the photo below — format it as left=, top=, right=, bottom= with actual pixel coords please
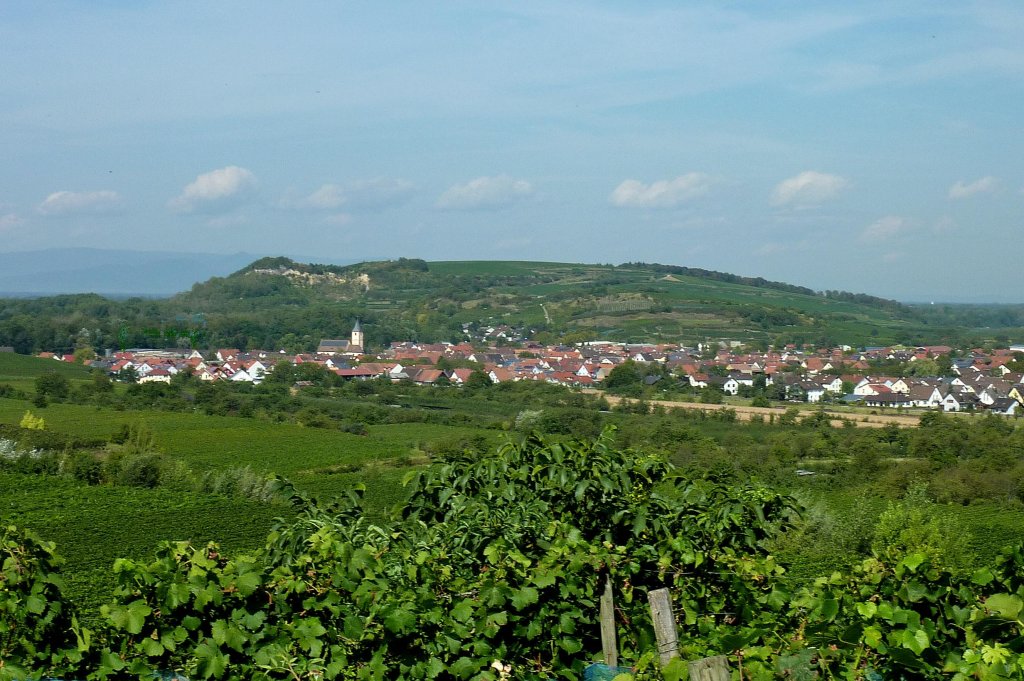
left=0, top=352, right=93, bottom=378
left=165, top=257, right=969, bottom=348
left=3, top=257, right=1024, bottom=353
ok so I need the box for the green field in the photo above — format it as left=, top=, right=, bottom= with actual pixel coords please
left=0, top=397, right=498, bottom=495
left=1, top=471, right=282, bottom=618
left=0, top=352, right=93, bottom=378
left=0, top=392, right=506, bottom=615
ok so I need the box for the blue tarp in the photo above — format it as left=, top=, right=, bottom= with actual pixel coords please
left=583, top=663, right=633, bottom=680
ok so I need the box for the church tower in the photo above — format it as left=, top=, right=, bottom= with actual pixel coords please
left=350, top=319, right=364, bottom=350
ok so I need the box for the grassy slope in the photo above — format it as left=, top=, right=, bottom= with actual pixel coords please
left=0, top=352, right=93, bottom=378
left=428, top=261, right=920, bottom=343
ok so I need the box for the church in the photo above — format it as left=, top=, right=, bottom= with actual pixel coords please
left=316, top=320, right=365, bottom=356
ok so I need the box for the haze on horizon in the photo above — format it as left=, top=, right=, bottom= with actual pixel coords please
left=2, top=2, right=1022, bottom=303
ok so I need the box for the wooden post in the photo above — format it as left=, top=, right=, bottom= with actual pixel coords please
left=688, top=655, right=731, bottom=681
left=600, top=574, right=618, bottom=667
left=647, top=587, right=679, bottom=667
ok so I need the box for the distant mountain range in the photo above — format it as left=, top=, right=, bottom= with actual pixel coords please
left=0, top=249, right=361, bottom=296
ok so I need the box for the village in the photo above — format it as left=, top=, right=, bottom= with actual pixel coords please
left=32, top=320, right=1024, bottom=417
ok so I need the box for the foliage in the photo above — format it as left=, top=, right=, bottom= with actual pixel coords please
left=0, top=525, right=85, bottom=680
left=871, top=482, right=974, bottom=575
left=19, top=410, right=45, bottom=430
left=10, top=427, right=1024, bottom=678
left=35, top=371, right=70, bottom=399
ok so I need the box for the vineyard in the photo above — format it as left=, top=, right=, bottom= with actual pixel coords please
left=5, top=430, right=1024, bottom=680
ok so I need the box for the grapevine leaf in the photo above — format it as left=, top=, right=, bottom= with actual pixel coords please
left=384, top=607, right=417, bottom=634
left=511, top=586, right=539, bottom=610
left=986, top=594, right=1024, bottom=619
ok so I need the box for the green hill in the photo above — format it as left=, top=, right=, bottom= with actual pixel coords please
left=2, top=258, right=1023, bottom=353
left=0, top=352, right=92, bottom=378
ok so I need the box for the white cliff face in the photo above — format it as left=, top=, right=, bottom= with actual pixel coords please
left=249, top=267, right=370, bottom=292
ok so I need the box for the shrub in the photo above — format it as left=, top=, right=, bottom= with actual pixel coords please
left=65, top=450, right=104, bottom=485
left=115, top=453, right=163, bottom=488
left=19, top=410, right=45, bottom=430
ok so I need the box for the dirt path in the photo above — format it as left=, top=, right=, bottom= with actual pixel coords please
left=584, top=390, right=921, bottom=429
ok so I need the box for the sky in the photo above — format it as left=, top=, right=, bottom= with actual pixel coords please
left=2, top=1, right=1023, bottom=302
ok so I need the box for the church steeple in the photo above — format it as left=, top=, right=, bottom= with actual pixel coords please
left=350, top=319, right=364, bottom=350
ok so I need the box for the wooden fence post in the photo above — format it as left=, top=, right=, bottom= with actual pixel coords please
left=646, top=587, right=679, bottom=667
left=688, top=655, right=731, bottom=681
left=600, top=574, right=618, bottom=667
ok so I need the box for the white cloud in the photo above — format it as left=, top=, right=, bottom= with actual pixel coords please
left=294, top=178, right=414, bottom=211
left=37, top=190, right=121, bottom=216
left=300, top=184, right=347, bottom=210
left=861, top=215, right=908, bottom=242
left=169, top=166, right=256, bottom=212
left=436, top=175, right=533, bottom=210
left=609, top=173, right=712, bottom=208
left=948, top=176, right=999, bottom=199
left=0, top=213, right=24, bottom=231
left=771, top=171, right=848, bottom=206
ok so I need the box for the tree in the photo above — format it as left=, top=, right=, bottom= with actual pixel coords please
left=72, top=346, right=95, bottom=364
left=465, top=370, right=493, bottom=390
left=602, top=361, right=643, bottom=394
left=906, top=358, right=940, bottom=377
left=34, top=372, right=69, bottom=399
left=116, top=366, right=138, bottom=383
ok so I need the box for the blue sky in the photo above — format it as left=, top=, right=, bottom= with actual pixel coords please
left=2, top=2, right=1023, bottom=302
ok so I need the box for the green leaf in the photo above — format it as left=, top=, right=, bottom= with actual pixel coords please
left=560, top=637, right=583, bottom=654
left=857, top=601, right=877, bottom=619
left=211, top=620, right=247, bottom=652
left=424, top=657, right=445, bottom=678
left=531, top=570, right=557, bottom=588
left=901, top=627, right=929, bottom=654
left=107, top=599, right=152, bottom=635
left=902, top=553, right=927, bottom=571
left=863, top=625, right=883, bottom=651
left=662, top=657, right=687, bottom=681
left=195, top=641, right=229, bottom=679
left=384, top=607, right=417, bottom=634
left=99, top=649, right=127, bottom=672
left=511, top=586, right=539, bottom=610
left=25, top=593, right=46, bottom=614
left=167, top=582, right=191, bottom=608
left=451, top=599, right=474, bottom=623
left=142, top=637, right=165, bottom=657
left=903, top=580, right=928, bottom=602
left=234, top=570, right=261, bottom=596
left=344, top=614, right=365, bottom=639
left=982, top=643, right=1010, bottom=666
left=449, top=656, right=480, bottom=679
left=986, top=593, right=1024, bottom=619
left=241, top=609, right=266, bottom=631
left=972, top=568, right=995, bottom=586
left=819, top=598, right=839, bottom=621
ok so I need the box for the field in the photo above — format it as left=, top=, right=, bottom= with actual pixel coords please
left=1, top=471, right=281, bottom=617
left=0, top=352, right=94, bottom=378
left=0, top=393, right=502, bottom=617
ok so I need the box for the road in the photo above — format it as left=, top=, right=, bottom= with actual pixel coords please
left=583, top=391, right=922, bottom=429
